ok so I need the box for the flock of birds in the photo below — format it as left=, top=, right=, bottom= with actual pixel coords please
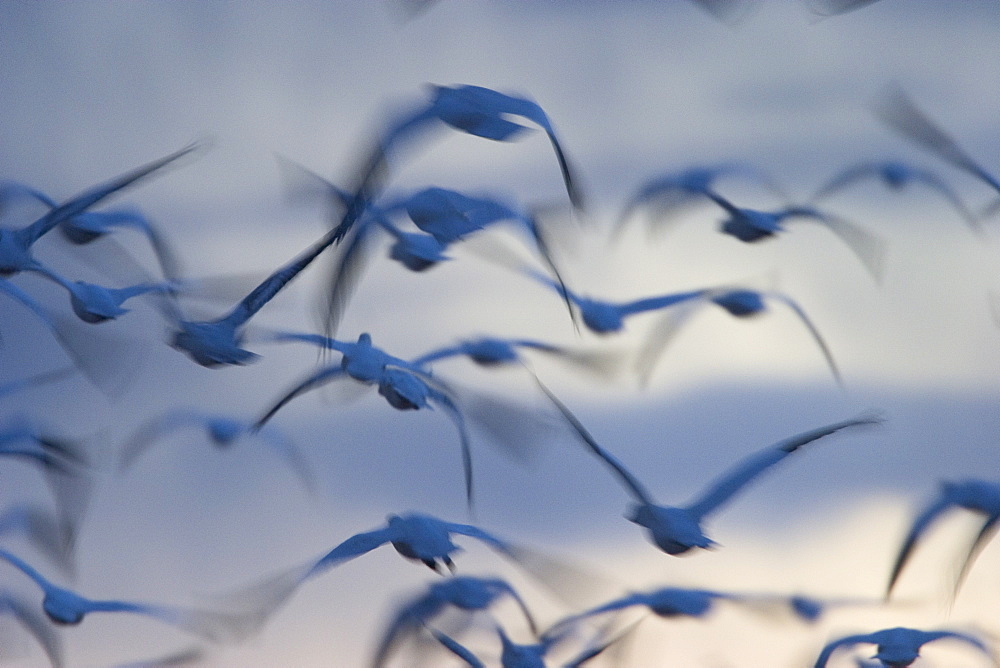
left=3, top=6, right=1000, bottom=666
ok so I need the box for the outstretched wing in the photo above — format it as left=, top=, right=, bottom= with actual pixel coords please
left=532, top=376, right=658, bottom=507
left=307, top=527, right=395, bottom=578
left=686, top=415, right=880, bottom=520
left=765, top=292, right=842, bottom=386
left=813, top=633, right=875, bottom=668
left=253, top=366, right=348, bottom=429
left=885, top=494, right=955, bottom=597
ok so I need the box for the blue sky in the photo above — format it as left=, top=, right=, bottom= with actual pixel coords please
left=2, top=1, right=1000, bottom=666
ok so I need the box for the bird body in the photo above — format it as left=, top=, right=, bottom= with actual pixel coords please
left=814, top=626, right=992, bottom=667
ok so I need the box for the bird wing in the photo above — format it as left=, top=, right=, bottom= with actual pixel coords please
left=428, top=628, right=486, bottom=668
left=787, top=208, right=887, bottom=282
left=119, top=410, right=203, bottom=471
left=908, top=168, right=981, bottom=231
left=445, top=521, right=516, bottom=556
left=255, top=427, right=318, bottom=495
left=0, top=548, right=56, bottom=593
left=220, top=226, right=340, bottom=331
left=618, top=289, right=707, bottom=317
left=810, top=162, right=887, bottom=201
left=253, top=366, right=348, bottom=429
left=20, top=142, right=201, bottom=246
left=634, top=299, right=708, bottom=388
left=952, top=512, right=1000, bottom=600
left=764, top=292, right=842, bottom=386
left=422, top=378, right=477, bottom=512
left=921, top=630, right=992, bottom=659
left=875, top=85, right=1000, bottom=194
left=686, top=415, right=880, bottom=520
left=307, top=527, right=395, bottom=577
left=813, top=633, right=874, bottom=668
left=531, top=376, right=658, bottom=507
left=885, top=494, right=955, bottom=597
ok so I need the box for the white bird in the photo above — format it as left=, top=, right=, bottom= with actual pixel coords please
left=118, top=409, right=315, bottom=494
left=373, top=575, right=538, bottom=668
left=0, top=548, right=265, bottom=643
left=254, top=332, right=479, bottom=508
left=618, top=162, right=786, bottom=235
left=302, top=512, right=520, bottom=576
left=701, top=191, right=887, bottom=281
left=534, top=386, right=880, bottom=556
left=810, top=159, right=979, bottom=231
left=165, top=225, right=342, bottom=367
left=0, top=143, right=199, bottom=277
left=885, top=478, right=1000, bottom=600
left=813, top=626, right=993, bottom=668
left=0, top=182, right=181, bottom=281
left=634, top=286, right=842, bottom=387
left=429, top=618, right=631, bottom=668
left=26, top=264, right=175, bottom=324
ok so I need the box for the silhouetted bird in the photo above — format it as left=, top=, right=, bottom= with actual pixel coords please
left=813, top=626, right=992, bottom=668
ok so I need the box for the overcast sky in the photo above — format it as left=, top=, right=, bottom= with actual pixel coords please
left=3, top=1, right=1000, bottom=666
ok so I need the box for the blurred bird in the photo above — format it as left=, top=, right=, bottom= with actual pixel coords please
left=702, top=191, right=887, bottom=281
left=0, top=143, right=199, bottom=277
left=552, top=585, right=741, bottom=629
left=618, top=162, right=786, bottom=235
left=810, top=159, right=979, bottom=231
left=876, top=86, right=1000, bottom=215
left=0, top=587, right=63, bottom=668
left=26, top=265, right=175, bottom=324
left=429, top=617, right=632, bottom=668
left=634, top=287, right=842, bottom=387
left=372, top=575, right=538, bottom=668
left=118, top=409, right=315, bottom=494
left=302, top=512, right=520, bottom=576
left=885, top=479, right=1000, bottom=600
left=280, top=162, right=574, bottom=336
left=165, top=224, right=342, bottom=367
left=813, top=626, right=993, bottom=668
left=534, top=387, right=880, bottom=556
left=0, top=548, right=266, bottom=643
left=0, top=367, right=75, bottom=399
left=375, top=84, right=583, bottom=214
left=0, top=181, right=180, bottom=281
left=253, top=332, right=479, bottom=508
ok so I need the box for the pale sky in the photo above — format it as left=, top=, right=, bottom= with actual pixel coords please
left=2, top=1, right=1000, bottom=666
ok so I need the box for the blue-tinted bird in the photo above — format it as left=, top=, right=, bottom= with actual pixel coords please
left=810, top=159, right=979, bottom=231
left=0, top=549, right=262, bottom=642
left=119, top=409, right=315, bottom=493
left=634, top=287, right=842, bottom=386
left=814, top=626, right=992, bottom=668
left=254, top=332, right=480, bottom=508
left=885, top=479, right=1000, bottom=600
left=26, top=265, right=174, bottom=324
left=0, top=144, right=199, bottom=277
left=535, top=386, right=879, bottom=557
left=372, top=575, right=538, bottom=668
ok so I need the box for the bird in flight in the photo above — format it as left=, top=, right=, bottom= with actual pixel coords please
left=813, top=626, right=992, bottom=668
left=118, top=408, right=316, bottom=494
left=885, top=478, right=1000, bottom=601
left=534, top=383, right=880, bottom=557
left=372, top=575, right=538, bottom=668
left=0, top=549, right=267, bottom=643
left=0, top=143, right=199, bottom=277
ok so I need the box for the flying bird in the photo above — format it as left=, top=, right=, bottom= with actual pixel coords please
left=118, top=409, right=315, bottom=494
left=534, top=385, right=880, bottom=557
left=809, top=159, right=979, bottom=231
left=0, top=143, right=199, bottom=277
left=618, top=162, right=786, bottom=235
left=701, top=191, right=887, bottom=281
left=0, top=548, right=266, bottom=643
left=813, top=626, right=993, bottom=668
left=26, top=265, right=175, bottom=324
left=253, top=332, right=480, bottom=508
left=634, top=287, right=842, bottom=387
left=372, top=575, right=538, bottom=668
left=885, top=478, right=1000, bottom=600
